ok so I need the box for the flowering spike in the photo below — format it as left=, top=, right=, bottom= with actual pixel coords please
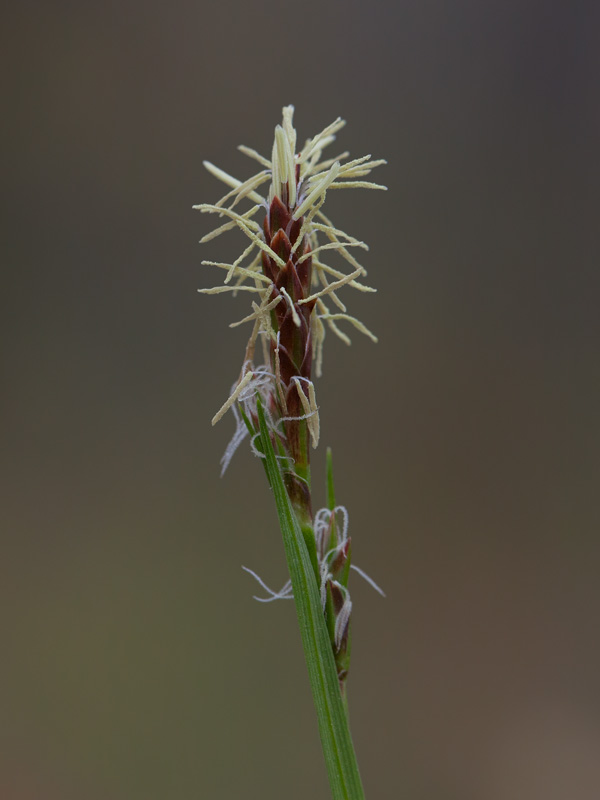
left=198, top=106, right=385, bottom=679
left=197, top=108, right=385, bottom=445
left=198, top=109, right=386, bottom=786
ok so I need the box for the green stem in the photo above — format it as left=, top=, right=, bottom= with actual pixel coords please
left=257, top=399, right=366, bottom=800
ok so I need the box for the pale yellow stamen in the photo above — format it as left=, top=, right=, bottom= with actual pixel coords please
left=194, top=203, right=262, bottom=230
left=238, top=145, right=272, bottom=168
left=198, top=285, right=264, bottom=295
left=279, top=287, right=301, bottom=327
left=236, top=220, right=286, bottom=267
left=307, top=154, right=373, bottom=183
left=270, top=123, right=297, bottom=207
left=229, top=294, right=281, bottom=328
left=312, top=312, right=326, bottom=378
left=293, top=161, right=341, bottom=220
left=318, top=313, right=378, bottom=343
left=298, top=267, right=362, bottom=305
left=202, top=161, right=265, bottom=204
left=282, top=105, right=297, bottom=157
left=243, top=315, right=262, bottom=365
left=290, top=195, right=326, bottom=257
left=214, top=171, right=271, bottom=210
left=201, top=260, right=271, bottom=285
left=325, top=318, right=351, bottom=346
left=316, top=156, right=387, bottom=182
left=329, top=181, right=388, bottom=191
left=299, top=118, right=346, bottom=164
left=314, top=210, right=369, bottom=273
left=297, top=240, right=366, bottom=265
left=211, top=370, right=255, bottom=426
left=312, top=259, right=376, bottom=292
left=305, top=152, right=350, bottom=176
left=243, top=282, right=277, bottom=365
left=292, top=378, right=320, bottom=448
left=316, top=299, right=351, bottom=345
left=310, top=222, right=368, bottom=249
left=320, top=237, right=366, bottom=273
left=303, top=134, right=337, bottom=169
left=227, top=242, right=258, bottom=282
left=316, top=270, right=347, bottom=312
left=248, top=290, right=278, bottom=364
left=198, top=206, right=286, bottom=269
left=199, top=205, right=261, bottom=243
left=307, top=381, right=319, bottom=446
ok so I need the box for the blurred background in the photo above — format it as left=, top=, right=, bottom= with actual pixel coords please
left=2, top=0, right=599, bottom=797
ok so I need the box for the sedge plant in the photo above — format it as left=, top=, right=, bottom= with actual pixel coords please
left=195, top=106, right=386, bottom=800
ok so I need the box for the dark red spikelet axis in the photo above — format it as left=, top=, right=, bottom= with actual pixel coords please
left=261, top=188, right=317, bottom=500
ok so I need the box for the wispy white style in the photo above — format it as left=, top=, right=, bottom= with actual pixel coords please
left=243, top=504, right=385, bottom=647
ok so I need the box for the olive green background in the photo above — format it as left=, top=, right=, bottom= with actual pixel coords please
left=2, top=1, right=599, bottom=798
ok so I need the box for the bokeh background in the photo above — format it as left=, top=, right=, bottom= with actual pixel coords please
left=2, top=1, right=599, bottom=798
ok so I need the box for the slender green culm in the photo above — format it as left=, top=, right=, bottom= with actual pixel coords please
left=197, top=105, right=386, bottom=799
left=257, top=400, right=364, bottom=800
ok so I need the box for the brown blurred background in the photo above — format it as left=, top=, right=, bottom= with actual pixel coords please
left=2, top=0, right=599, bottom=798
